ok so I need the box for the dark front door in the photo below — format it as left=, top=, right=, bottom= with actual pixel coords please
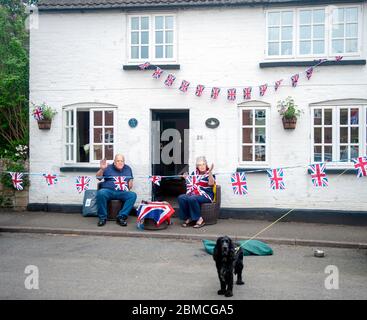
left=151, top=110, right=189, bottom=201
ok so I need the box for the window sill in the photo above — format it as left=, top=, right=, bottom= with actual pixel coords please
left=236, top=167, right=269, bottom=174
left=308, top=168, right=357, bottom=175
left=60, top=166, right=99, bottom=173
left=259, top=59, right=366, bottom=68
left=123, top=64, right=180, bottom=70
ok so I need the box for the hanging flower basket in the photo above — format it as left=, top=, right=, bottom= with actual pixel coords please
left=37, top=119, right=52, bottom=130
left=277, top=97, right=302, bottom=130
left=282, top=117, right=297, bottom=130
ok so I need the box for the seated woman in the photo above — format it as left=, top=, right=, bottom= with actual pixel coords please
left=178, top=156, right=215, bottom=228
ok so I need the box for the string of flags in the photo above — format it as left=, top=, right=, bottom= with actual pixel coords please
left=6, top=156, right=367, bottom=194
left=136, top=56, right=344, bottom=102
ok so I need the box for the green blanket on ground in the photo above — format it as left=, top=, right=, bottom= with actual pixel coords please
left=202, top=239, right=273, bottom=256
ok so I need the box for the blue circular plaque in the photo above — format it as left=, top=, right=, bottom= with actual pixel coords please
left=128, top=118, right=138, bottom=128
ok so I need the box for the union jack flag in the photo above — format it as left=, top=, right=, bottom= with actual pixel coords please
left=316, top=58, right=327, bottom=64
left=149, top=175, right=161, bottom=186
left=152, top=67, right=163, bottom=79
left=185, top=175, right=212, bottom=201
left=243, top=87, right=252, bottom=100
left=10, top=172, right=23, bottom=190
left=43, top=173, right=58, bottom=186
left=164, top=74, right=176, bottom=87
left=113, top=176, right=129, bottom=191
left=227, top=88, right=236, bottom=101
left=179, top=80, right=190, bottom=92
left=195, top=85, right=205, bottom=97
left=211, top=87, right=221, bottom=99
left=291, top=74, right=299, bottom=87
left=138, top=62, right=151, bottom=70
left=75, top=176, right=91, bottom=193
left=259, top=84, right=268, bottom=97
left=335, top=56, right=343, bottom=61
left=274, top=79, right=283, bottom=91
left=267, top=168, right=285, bottom=190
left=309, top=163, right=328, bottom=187
left=352, top=156, right=367, bottom=178
left=231, top=172, right=248, bottom=195
left=306, top=67, right=314, bottom=80
left=137, top=201, right=175, bottom=226
left=32, top=106, right=44, bottom=121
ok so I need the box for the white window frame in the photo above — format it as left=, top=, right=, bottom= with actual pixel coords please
left=63, top=106, right=117, bottom=165
left=128, top=15, right=150, bottom=62
left=328, top=4, right=362, bottom=57
left=239, top=106, right=270, bottom=166
left=297, top=7, right=327, bottom=57
left=265, top=4, right=362, bottom=60
left=127, top=13, right=177, bottom=64
left=266, top=9, right=296, bottom=59
left=310, top=105, right=367, bottom=167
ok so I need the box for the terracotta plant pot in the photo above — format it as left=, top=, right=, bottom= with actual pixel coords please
left=37, top=120, right=52, bottom=130
left=282, top=117, right=297, bottom=129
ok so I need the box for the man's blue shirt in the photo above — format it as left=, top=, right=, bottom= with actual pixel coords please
left=99, top=164, right=133, bottom=190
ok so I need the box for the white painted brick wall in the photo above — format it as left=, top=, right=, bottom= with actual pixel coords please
left=29, top=5, right=367, bottom=211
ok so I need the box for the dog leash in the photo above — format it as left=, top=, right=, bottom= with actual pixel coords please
left=234, top=167, right=351, bottom=254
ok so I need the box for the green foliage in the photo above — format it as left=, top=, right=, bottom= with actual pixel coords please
left=277, top=96, right=303, bottom=120
left=0, top=0, right=29, bottom=153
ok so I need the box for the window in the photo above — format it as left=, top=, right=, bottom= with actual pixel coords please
left=241, top=108, right=267, bottom=162
left=299, top=9, right=325, bottom=55
left=267, top=11, right=294, bottom=56
left=331, top=7, right=359, bottom=54
left=311, top=105, right=366, bottom=164
left=266, top=5, right=361, bottom=58
left=130, top=16, right=150, bottom=60
left=64, top=107, right=116, bottom=163
left=129, top=14, right=176, bottom=62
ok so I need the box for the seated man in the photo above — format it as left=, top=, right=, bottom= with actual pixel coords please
left=96, top=154, right=137, bottom=227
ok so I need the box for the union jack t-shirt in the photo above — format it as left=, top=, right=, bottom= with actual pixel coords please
left=186, top=169, right=216, bottom=202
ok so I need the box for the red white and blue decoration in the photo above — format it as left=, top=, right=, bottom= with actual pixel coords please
left=243, top=87, right=252, bottom=100
left=10, top=172, right=23, bottom=190
left=267, top=168, right=285, bottom=190
left=113, top=176, right=129, bottom=191
left=306, top=67, right=313, bottom=80
left=227, top=88, right=236, bottom=101
left=152, top=67, right=163, bottom=79
left=179, top=80, right=190, bottom=92
left=32, top=106, right=44, bottom=121
left=231, top=172, right=248, bottom=195
left=138, top=62, right=151, bottom=70
left=138, top=57, right=343, bottom=100
left=195, top=85, right=205, bottom=97
left=352, top=157, right=367, bottom=178
left=137, top=201, right=175, bottom=226
left=149, top=175, right=162, bottom=186
left=75, top=176, right=91, bottom=193
left=211, top=87, right=221, bottom=99
left=274, top=79, right=283, bottom=91
left=43, top=173, right=58, bottom=186
left=291, top=74, right=299, bottom=87
left=259, top=84, right=267, bottom=97
left=309, top=163, right=328, bottom=187
left=164, top=74, right=176, bottom=87
left=185, top=175, right=212, bottom=200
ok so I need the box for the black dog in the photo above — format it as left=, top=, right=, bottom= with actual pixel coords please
left=213, top=236, right=244, bottom=297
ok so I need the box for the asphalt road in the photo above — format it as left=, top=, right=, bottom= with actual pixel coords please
left=0, top=233, right=366, bottom=300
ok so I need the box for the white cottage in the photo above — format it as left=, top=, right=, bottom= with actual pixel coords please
left=29, top=0, right=367, bottom=222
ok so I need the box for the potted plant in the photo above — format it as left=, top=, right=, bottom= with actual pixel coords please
left=277, top=96, right=302, bottom=129
left=31, top=102, right=57, bottom=130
